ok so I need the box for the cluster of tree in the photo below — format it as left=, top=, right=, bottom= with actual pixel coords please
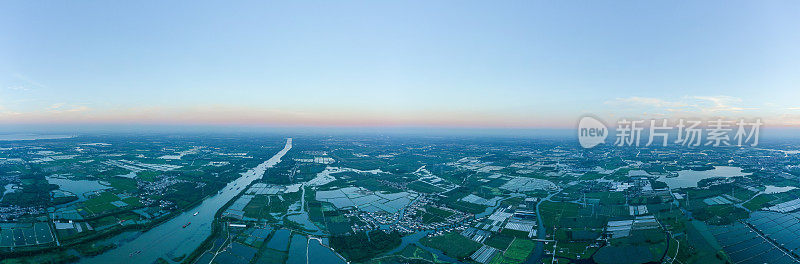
left=691, top=204, right=748, bottom=225
left=163, top=182, right=209, bottom=209
left=330, top=230, right=402, bottom=262
left=1, top=169, right=58, bottom=207
left=264, top=156, right=297, bottom=184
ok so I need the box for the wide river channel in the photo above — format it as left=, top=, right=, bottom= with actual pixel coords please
left=82, top=138, right=292, bottom=264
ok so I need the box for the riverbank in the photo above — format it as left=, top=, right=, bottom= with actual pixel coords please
left=79, top=138, right=293, bottom=264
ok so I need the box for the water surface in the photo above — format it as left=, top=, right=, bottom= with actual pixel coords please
left=658, top=166, right=750, bottom=189
left=46, top=176, right=111, bottom=201
left=308, top=238, right=346, bottom=264
left=81, top=138, right=292, bottom=264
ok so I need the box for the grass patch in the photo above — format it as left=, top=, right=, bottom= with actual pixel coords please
left=539, top=201, right=582, bottom=235
left=83, top=191, right=122, bottom=215
left=742, top=194, right=773, bottom=211
left=107, top=177, right=138, bottom=192
left=489, top=238, right=535, bottom=264
left=448, top=201, right=487, bottom=214
left=484, top=233, right=514, bottom=250
left=137, top=171, right=160, bottom=182
left=420, top=232, right=481, bottom=260
left=331, top=230, right=402, bottom=262
left=691, top=204, right=749, bottom=225
left=407, top=181, right=446, bottom=193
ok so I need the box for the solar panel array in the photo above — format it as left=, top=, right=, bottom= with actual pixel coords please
left=710, top=223, right=796, bottom=264
left=747, top=211, right=800, bottom=257
left=710, top=213, right=800, bottom=264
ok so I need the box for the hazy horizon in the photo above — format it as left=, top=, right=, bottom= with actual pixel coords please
left=4, top=123, right=800, bottom=141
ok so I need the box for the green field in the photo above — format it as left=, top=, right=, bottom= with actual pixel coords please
left=107, top=177, right=138, bottom=192
left=593, top=245, right=655, bottom=264
left=83, top=191, right=123, bottom=215
left=484, top=233, right=514, bottom=250
left=489, top=238, right=535, bottom=264
left=420, top=232, right=481, bottom=259
left=418, top=205, right=455, bottom=223
left=742, top=194, right=773, bottom=211
left=242, top=191, right=301, bottom=220
left=254, top=248, right=287, bottom=264
left=364, top=244, right=442, bottom=264
left=137, top=171, right=160, bottom=182
left=539, top=201, right=582, bottom=234
left=448, top=201, right=487, bottom=214
left=407, top=181, right=446, bottom=193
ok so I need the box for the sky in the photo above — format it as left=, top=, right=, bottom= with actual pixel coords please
left=1, top=1, right=799, bottom=130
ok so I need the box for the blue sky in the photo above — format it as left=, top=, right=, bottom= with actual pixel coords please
left=1, top=1, right=799, bottom=128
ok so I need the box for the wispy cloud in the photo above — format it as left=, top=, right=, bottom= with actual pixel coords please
left=5, top=85, right=31, bottom=91
left=605, top=95, right=756, bottom=115
left=605, top=97, right=689, bottom=108
left=47, top=103, right=66, bottom=110
left=692, top=96, right=755, bottom=112
left=47, top=103, right=90, bottom=114
left=0, top=105, right=21, bottom=117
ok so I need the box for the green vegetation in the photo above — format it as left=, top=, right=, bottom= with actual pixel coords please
left=586, top=192, right=626, bottom=205
left=366, top=244, right=440, bottom=264
left=5, top=131, right=800, bottom=264
left=677, top=221, right=727, bottom=264
left=579, top=172, right=606, bottom=180
left=107, top=177, right=137, bottom=192
left=83, top=191, right=124, bottom=215
left=255, top=248, right=287, bottom=264
left=594, top=229, right=668, bottom=264
left=447, top=201, right=487, bottom=214
left=691, top=204, right=749, bottom=225
left=242, top=192, right=301, bottom=220
left=743, top=194, right=773, bottom=211
left=136, top=171, right=160, bottom=182
left=407, top=181, right=446, bottom=193
left=420, top=232, right=481, bottom=260
left=593, top=245, right=655, bottom=264
left=417, top=206, right=455, bottom=223
left=330, top=230, right=402, bottom=262
left=539, top=201, right=582, bottom=235
left=484, top=233, right=514, bottom=250
left=489, top=238, right=535, bottom=264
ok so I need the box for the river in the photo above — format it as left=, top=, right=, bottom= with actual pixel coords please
left=81, top=138, right=292, bottom=264
left=525, top=193, right=555, bottom=264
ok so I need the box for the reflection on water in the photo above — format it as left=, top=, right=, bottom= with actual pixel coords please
left=287, top=234, right=307, bottom=264
left=46, top=176, right=111, bottom=201
left=658, top=166, right=751, bottom=189
left=287, top=211, right=322, bottom=234
left=308, top=238, right=346, bottom=264
left=266, top=229, right=292, bottom=251
left=81, top=138, right=292, bottom=264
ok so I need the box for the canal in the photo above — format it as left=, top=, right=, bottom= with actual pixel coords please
left=81, top=138, right=292, bottom=264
